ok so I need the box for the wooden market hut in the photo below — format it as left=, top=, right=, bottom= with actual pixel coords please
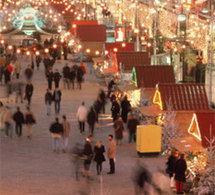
left=113, top=51, right=150, bottom=72
left=153, top=83, right=209, bottom=111
left=131, top=65, right=175, bottom=88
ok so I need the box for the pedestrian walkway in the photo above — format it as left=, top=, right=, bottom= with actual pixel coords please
left=0, top=57, right=174, bottom=195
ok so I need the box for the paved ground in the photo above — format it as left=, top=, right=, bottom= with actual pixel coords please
left=0, top=56, right=172, bottom=195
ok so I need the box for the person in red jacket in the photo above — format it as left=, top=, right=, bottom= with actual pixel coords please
left=80, top=62, right=86, bottom=74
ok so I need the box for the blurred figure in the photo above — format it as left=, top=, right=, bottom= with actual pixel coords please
left=14, top=59, right=21, bottom=79
left=107, top=134, right=116, bottom=174
left=36, top=55, right=42, bottom=70
left=87, top=106, right=97, bottom=135
left=76, top=102, right=87, bottom=134
left=45, top=89, right=52, bottom=115
left=166, top=150, right=179, bottom=178
left=62, top=63, right=70, bottom=89
left=25, top=81, right=34, bottom=105
left=174, top=153, right=187, bottom=194
left=83, top=135, right=93, bottom=178
left=46, top=68, right=53, bottom=90
left=127, top=112, right=139, bottom=143
left=53, top=87, right=62, bottom=114
left=69, top=66, right=76, bottom=89
left=111, top=97, right=120, bottom=122
left=113, top=117, right=124, bottom=145
left=77, top=65, right=84, bottom=89
left=107, top=79, right=116, bottom=98
left=13, top=107, right=24, bottom=136
left=24, top=106, right=36, bottom=139
left=53, top=69, right=61, bottom=88
left=24, top=65, right=33, bottom=82
left=49, top=117, right=63, bottom=152
left=0, top=55, right=6, bottom=83
left=94, top=140, right=106, bottom=175
left=98, top=89, right=106, bottom=114
left=61, top=115, right=70, bottom=152
left=121, top=95, right=131, bottom=123
left=3, top=106, right=13, bottom=137
left=14, top=81, right=25, bottom=103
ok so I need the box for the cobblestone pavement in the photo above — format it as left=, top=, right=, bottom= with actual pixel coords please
left=0, top=56, right=180, bottom=195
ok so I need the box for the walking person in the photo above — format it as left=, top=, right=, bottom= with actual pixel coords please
left=94, top=140, right=105, bottom=175
left=3, top=106, right=13, bottom=137
left=127, top=112, right=139, bottom=143
left=111, top=97, right=120, bottom=122
left=166, top=150, right=179, bottom=188
left=174, top=153, right=187, bottom=194
left=49, top=117, right=64, bottom=153
left=62, top=115, right=70, bottom=152
left=69, top=66, right=76, bottom=89
left=36, top=55, right=42, bottom=70
left=87, top=106, right=97, bottom=135
left=76, top=102, right=87, bottom=134
left=45, top=89, right=52, bottom=115
left=13, top=107, right=24, bottom=136
left=113, top=117, right=124, bottom=145
left=24, top=65, right=33, bottom=82
left=107, top=134, right=116, bottom=174
left=83, top=135, right=93, bottom=178
left=53, top=88, right=62, bottom=114
left=99, top=89, right=106, bottom=114
left=121, top=95, right=131, bottom=123
left=14, top=59, right=21, bottom=79
left=62, top=63, right=70, bottom=89
left=24, top=106, right=36, bottom=139
left=25, top=81, right=34, bottom=105
left=77, top=66, right=84, bottom=89
left=53, top=69, right=61, bottom=88
left=46, top=68, right=53, bottom=90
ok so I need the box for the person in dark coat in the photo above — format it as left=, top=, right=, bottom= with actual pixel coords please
left=93, top=98, right=102, bottom=117
left=94, top=140, right=105, bottom=175
left=53, top=88, right=62, bottom=114
left=46, top=68, right=54, bottom=90
left=53, top=69, right=61, bottom=88
left=82, top=135, right=93, bottom=177
left=174, top=153, right=187, bottom=194
left=49, top=117, right=64, bottom=152
left=113, top=117, right=124, bottom=145
left=99, top=89, right=106, bottom=114
left=166, top=150, right=179, bottom=178
left=127, top=113, right=139, bottom=143
left=45, top=89, right=52, bottom=115
left=69, top=67, right=76, bottom=89
left=13, top=107, right=24, bottom=136
left=107, top=79, right=116, bottom=98
left=62, top=63, right=70, bottom=89
left=77, top=66, right=84, bottom=89
left=87, top=106, right=97, bottom=135
left=25, top=81, right=34, bottom=105
left=121, top=95, right=131, bottom=123
left=36, top=55, right=42, bottom=70
left=24, top=65, right=33, bottom=81
left=111, top=98, right=120, bottom=122
left=4, top=67, right=11, bottom=84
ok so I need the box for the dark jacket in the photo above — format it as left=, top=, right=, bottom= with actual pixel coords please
left=53, top=72, right=61, bottom=82
left=63, top=66, right=70, bottom=79
left=127, top=117, right=139, bottom=134
left=13, top=111, right=24, bottom=124
left=46, top=71, right=53, bottom=81
left=77, top=67, right=84, bottom=82
left=111, top=100, right=120, bottom=118
left=114, top=119, right=124, bottom=140
left=83, top=140, right=93, bottom=163
left=94, top=145, right=106, bottom=163
left=69, top=68, right=76, bottom=81
left=53, top=90, right=62, bottom=101
left=25, top=68, right=33, bottom=79
left=49, top=122, right=64, bottom=134
left=25, top=84, right=33, bottom=97
left=121, top=99, right=131, bottom=123
left=166, top=155, right=177, bottom=177
left=45, top=92, right=52, bottom=104
left=174, top=158, right=187, bottom=182
left=87, top=107, right=97, bottom=126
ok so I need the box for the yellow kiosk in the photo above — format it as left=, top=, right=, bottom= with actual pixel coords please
left=136, top=125, right=161, bottom=156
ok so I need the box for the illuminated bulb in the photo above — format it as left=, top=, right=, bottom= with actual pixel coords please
left=134, top=28, right=139, bottom=34
left=26, top=51, right=31, bottom=56
left=53, top=44, right=57, bottom=49
left=141, top=36, right=146, bottom=41
left=147, top=42, right=152, bottom=47
left=86, top=48, right=91, bottom=53
left=8, top=45, right=13, bottom=50
left=35, top=51, right=40, bottom=56
left=104, top=50, right=109, bottom=55
left=181, top=44, right=186, bottom=49
left=72, top=24, right=77, bottom=29
left=78, top=45, right=82, bottom=49
left=113, top=48, right=118, bottom=52
left=95, top=50, right=100, bottom=55
left=0, top=40, right=5, bottom=44
left=44, top=48, right=49, bottom=53
left=121, top=43, right=126, bottom=47
left=173, top=48, right=178, bottom=52
left=16, top=49, right=21, bottom=54
left=3, top=26, right=7, bottom=30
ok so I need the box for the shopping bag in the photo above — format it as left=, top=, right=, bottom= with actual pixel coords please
left=170, top=176, right=175, bottom=188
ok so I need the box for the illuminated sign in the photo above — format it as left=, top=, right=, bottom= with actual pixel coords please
left=153, top=89, right=163, bottom=110
left=188, top=113, right=202, bottom=141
